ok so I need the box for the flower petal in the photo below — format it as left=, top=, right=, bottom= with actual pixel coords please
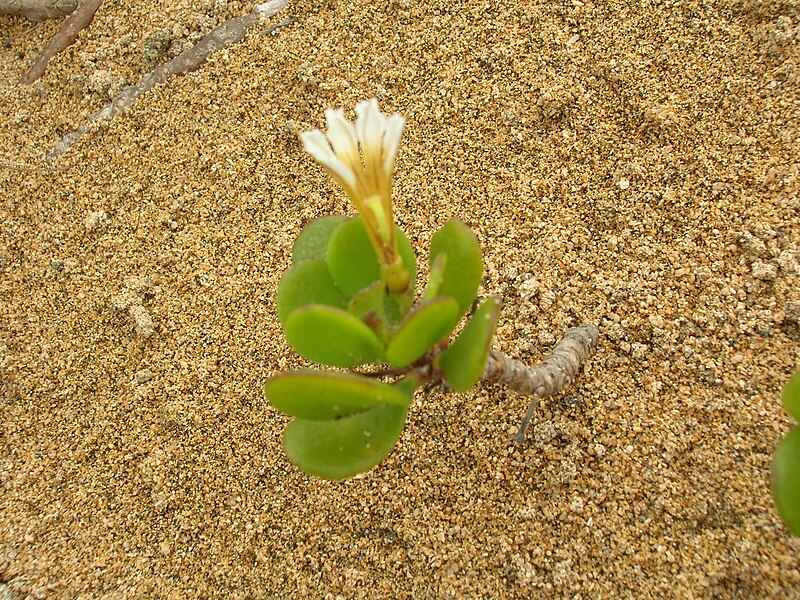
left=300, top=129, right=333, bottom=162
left=355, top=99, right=386, bottom=191
left=356, top=100, right=385, bottom=153
left=325, top=109, right=359, bottom=167
left=300, top=100, right=404, bottom=217
left=355, top=99, right=383, bottom=132
left=382, top=114, right=405, bottom=176
left=300, top=130, right=357, bottom=191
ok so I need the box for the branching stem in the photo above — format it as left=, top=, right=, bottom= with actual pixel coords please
left=348, top=323, right=599, bottom=444
left=481, top=323, right=599, bottom=442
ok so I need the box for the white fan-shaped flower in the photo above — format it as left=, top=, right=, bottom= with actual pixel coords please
left=299, top=99, right=405, bottom=216
left=299, top=99, right=409, bottom=293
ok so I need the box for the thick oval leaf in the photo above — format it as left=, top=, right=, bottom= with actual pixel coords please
left=265, top=370, right=413, bottom=420
left=284, top=404, right=408, bottom=480
left=327, top=216, right=417, bottom=298
left=276, top=259, right=348, bottom=325
left=327, top=217, right=379, bottom=294
left=773, top=425, right=800, bottom=535
left=292, top=216, right=347, bottom=262
left=782, top=371, right=800, bottom=421
left=386, top=297, right=459, bottom=367
left=383, top=295, right=403, bottom=326
left=348, top=280, right=388, bottom=334
left=429, top=219, right=483, bottom=315
left=436, top=297, right=500, bottom=392
left=348, top=280, right=385, bottom=319
left=422, top=252, right=447, bottom=302
left=396, top=230, right=417, bottom=296
left=284, top=305, right=384, bottom=367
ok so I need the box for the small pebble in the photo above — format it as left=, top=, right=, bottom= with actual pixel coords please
left=133, top=369, right=154, bottom=385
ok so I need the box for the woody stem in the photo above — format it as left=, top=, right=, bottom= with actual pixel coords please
left=481, top=323, right=599, bottom=442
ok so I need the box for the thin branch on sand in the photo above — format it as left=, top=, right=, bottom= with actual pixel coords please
left=0, top=0, right=77, bottom=20
left=20, top=0, right=103, bottom=85
left=482, top=323, right=599, bottom=442
left=45, top=0, right=290, bottom=162
left=2, top=21, right=39, bottom=49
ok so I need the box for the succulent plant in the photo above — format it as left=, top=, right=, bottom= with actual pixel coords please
left=265, top=100, right=597, bottom=480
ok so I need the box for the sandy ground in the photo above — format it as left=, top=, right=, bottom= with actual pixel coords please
left=1, top=0, right=800, bottom=597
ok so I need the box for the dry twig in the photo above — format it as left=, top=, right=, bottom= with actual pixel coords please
left=482, top=323, right=599, bottom=442
left=2, top=21, right=40, bottom=48
left=44, top=0, right=289, bottom=162
left=20, top=0, right=103, bottom=84
left=0, top=0, right=76, bottom=20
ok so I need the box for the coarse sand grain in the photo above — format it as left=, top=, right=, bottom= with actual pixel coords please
left=2, top=0, right=800, bottom=597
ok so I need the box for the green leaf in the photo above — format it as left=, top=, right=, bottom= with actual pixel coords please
left=394, top=230, right=417, bottom=292
left=347, top=281, right=386, bottom=322
left=429, top=219, right=483, bottom=315
left=327, top=216, right=417, bottom=298
left=436, top=297, right=500, bottom=392
left=276, top=259, right=348, bottom=325
left=782, top=371, right=800, bottom=421
left=284, top=403, right=409, bottom=480
left=383, top=295, right=403, bottom=325
left=265, top=370, right=412, bottom=420
left=284, top=305, right=384, bottom=367
left=773, top=425, right=800, bottom=536
left=422, top=252, right=447, bottom=302
left=386, top=297, right=460, bottom=367
left=292, top=216, right=347, bottom=262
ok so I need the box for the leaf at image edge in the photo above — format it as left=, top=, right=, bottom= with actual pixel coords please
left=782, top=371, right=800, bottom=421
left=772, top=425, right=800, bottom=536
